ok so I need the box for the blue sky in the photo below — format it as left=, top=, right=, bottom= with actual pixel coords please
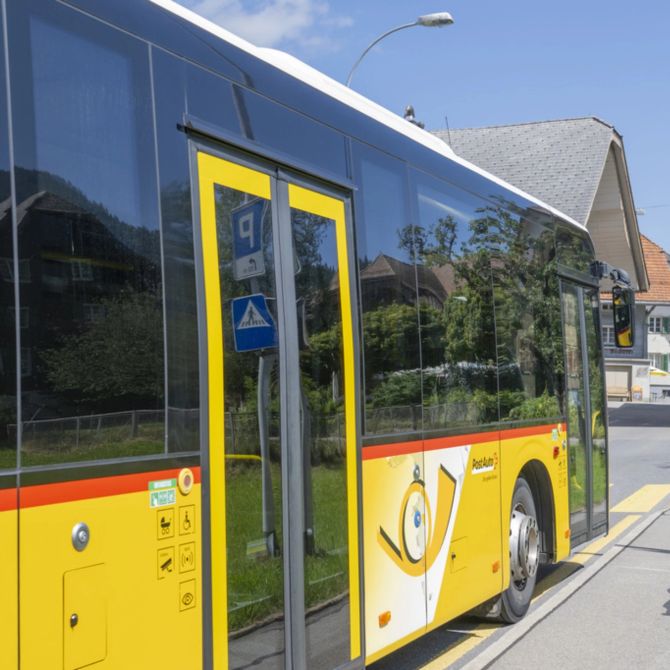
left=180, top=0, right=670, bottom=250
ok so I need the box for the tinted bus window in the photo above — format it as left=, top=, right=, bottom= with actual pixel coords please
left=9, top=1, right=164, bottom=465
left=410, top=170, right=498, bottom=432
left=352, top=144, right=420, bottom=437
left=556, top=223, right=595, bottom=275
left=153, top=50, right=200, bottom=454
left=0, top=22, right=15, bottom=471
left=494, top=214, right=564, bottom=421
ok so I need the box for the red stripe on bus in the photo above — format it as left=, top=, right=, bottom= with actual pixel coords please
left=0, top=488, right=18, bottom=512
left=362, top=424, right=557, bottom=461
left=19, top=467, right=201, bottom=509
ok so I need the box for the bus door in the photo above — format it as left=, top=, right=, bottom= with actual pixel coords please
left=193, top=147, right=361, bottom=670
left=560, top=282, right=608, bottom=546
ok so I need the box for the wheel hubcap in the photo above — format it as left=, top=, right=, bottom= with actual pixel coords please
left=510, top=506, right=539, bottom=583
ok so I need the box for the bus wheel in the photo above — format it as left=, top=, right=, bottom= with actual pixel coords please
left=501, top=477, right=539, bottom=623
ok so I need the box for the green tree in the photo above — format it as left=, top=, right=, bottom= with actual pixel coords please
left=42, top=290, right=164, bottom=407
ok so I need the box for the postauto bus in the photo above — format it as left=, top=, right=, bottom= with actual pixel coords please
left=0, top=1, right=634, bottom=668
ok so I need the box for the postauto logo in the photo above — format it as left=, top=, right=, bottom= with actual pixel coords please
left=377, top=465, right=456, bottom=577
left=471, top=453, right=497, bottom=475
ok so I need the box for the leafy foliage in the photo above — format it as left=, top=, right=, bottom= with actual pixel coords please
left=42, top=290, right=164, bottom=406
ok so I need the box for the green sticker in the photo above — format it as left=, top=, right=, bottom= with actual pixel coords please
left=150, top=488, right=177, bottom=508
left=149, top=479, right=177, bottom=508
left=149, top=478, right=177, bottom=491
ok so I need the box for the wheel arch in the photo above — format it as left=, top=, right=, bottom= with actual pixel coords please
left=519, top=460, right=556, bottom=563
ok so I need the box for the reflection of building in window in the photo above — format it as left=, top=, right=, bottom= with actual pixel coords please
left=0, top=258, right=11, bottom=282
left=358, top=253, right=451, bottom=309
left=19, top=259, right=31, bottom=283
left=21, top=348, right=32, bottom=377
left=71, top=261, right=94, bottom=281
left=13, top=186, right=161, bottom=402
left=8, top=307, right=29, bottom=329
left=0, top=258, right=31, bottom=282
left=83, top=303, right=106, bottom=322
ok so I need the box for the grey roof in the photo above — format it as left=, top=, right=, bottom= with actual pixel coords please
left=433, top=117, right=617, bottom=226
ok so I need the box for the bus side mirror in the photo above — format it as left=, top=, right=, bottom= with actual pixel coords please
left=612, top=285, right=635, bottom=348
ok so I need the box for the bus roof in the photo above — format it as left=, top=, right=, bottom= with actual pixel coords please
left=149, top=0, right=585, bottom=232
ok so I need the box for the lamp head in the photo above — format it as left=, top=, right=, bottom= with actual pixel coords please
left=417, top=12, right=454, bottom=27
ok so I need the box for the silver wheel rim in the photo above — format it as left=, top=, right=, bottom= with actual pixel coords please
left=509, top=503, right=539, bottom=586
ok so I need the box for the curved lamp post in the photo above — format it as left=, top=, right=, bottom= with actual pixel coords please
left=346, top=12, right=454, bottom=88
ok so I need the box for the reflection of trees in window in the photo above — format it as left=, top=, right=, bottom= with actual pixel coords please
left=408, top=184, right=565, bottom=430
left=0, top=169, right=16, bottom=468
left=15, top=172, right=165, bottom=465
left=402, top=199, right=498, bottom=431
left=161, top=181, right=200, bottom=453
left=492, top=208, right=564, bottom=421
left=556, top=225, right=595, bottom=274
left=43, top=290, right=163, bottom=404
left=353, top=146, right=421, bottom=437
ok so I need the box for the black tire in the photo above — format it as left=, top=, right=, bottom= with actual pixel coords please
left=500, top=477, right=538, bottom=623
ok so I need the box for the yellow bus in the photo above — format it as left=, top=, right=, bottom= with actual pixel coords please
left=0, top=1, right=634, bottom=669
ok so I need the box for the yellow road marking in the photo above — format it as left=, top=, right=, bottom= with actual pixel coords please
left=571, top=514, right=640, bottom=564
left=611, top=484, right=670, bottom=513
left=419, top=623, right=501, bottom=670
left=419, top=513, right=641, bottom=669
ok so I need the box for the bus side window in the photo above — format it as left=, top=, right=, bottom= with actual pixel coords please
left=409, top=169, right=498, bottom=432
left=0, top=19, right=15, bottom=472
left=352, top=144, right=421, bottom=438
left=494, top=216, right=564, bottom=422
left=8, top=1, right=165, bottom=465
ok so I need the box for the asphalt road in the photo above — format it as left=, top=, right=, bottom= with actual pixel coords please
left=608, top=401, right=670, bottom=427
left=369, top=404, right=670, bottom=669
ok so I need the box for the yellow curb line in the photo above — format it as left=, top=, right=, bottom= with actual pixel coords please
left=418, top=513, right=642, bottom=670
left=611, top=484, right=670, bottom=513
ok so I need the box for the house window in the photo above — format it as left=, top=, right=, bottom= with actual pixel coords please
left=21, top=348, right=32, bottom=377
left=83, top=303, right=105, bottom=321
left=0, top=258, right=11, bottom=282
left=9, top=307, right=29, bottom=329
left=649, top=317, right=663, bottom=333
left=650, top=353, right=669, bottom=372
left=602, top=326, right=615, bottom=346
left=71, top=261, right=93, bottom=281
left=0, top=258, right=30, bottom=282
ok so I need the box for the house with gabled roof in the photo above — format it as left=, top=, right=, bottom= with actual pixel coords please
left=434, top=117, right=650, bottom=400
left=636, top=236, right=670, bottom=398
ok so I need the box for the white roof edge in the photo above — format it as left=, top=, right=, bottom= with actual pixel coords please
left=149, top=0, right=585, bottom=232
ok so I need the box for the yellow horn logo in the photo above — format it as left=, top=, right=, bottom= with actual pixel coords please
left=378, top=465, right=456, bottom=577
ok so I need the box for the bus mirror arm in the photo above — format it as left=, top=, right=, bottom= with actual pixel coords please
left=590, top=261, right=631, bottom=287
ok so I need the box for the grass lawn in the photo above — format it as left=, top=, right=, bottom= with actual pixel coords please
left=569, top=438, right=607, bottom=513
left=226, top=461, right=349, bottom=631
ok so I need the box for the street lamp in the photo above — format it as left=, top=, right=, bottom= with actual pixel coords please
left=345, top=12, right=454, bottom=88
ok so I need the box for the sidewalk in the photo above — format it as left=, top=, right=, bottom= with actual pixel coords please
left=479, top=509, right=670, bottom=669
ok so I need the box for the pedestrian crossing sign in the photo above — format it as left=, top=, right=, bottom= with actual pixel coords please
left=231, top=293, right=278, bottom=352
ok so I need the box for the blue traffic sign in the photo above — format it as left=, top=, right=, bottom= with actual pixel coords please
left=232, top=199, right=265, bottom=280
left=231, top=294, right=278, bottom=352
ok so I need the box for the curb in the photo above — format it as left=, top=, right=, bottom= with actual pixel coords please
left=458, top=508, right=667, bottom=670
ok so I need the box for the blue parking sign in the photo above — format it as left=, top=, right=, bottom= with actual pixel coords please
left=232, top=199, right=265, bottom=280
left=231, top=294, right=278, bottom=352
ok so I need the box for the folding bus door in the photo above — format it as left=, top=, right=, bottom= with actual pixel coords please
left=561, top=281, right=608, bottom=546
left=193, top=146, right=361, bottom=670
